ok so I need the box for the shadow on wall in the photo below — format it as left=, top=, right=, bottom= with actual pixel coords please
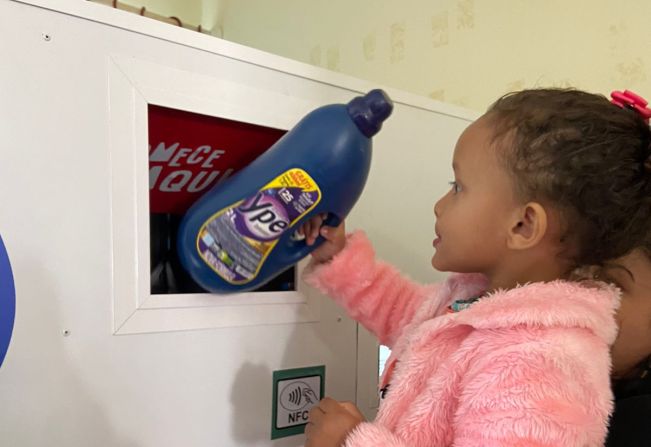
left=0, top=259, right=141, bottom=447
left=230, top=289, right=354, bottom=446
left=230, top=361, right=272, bottom=444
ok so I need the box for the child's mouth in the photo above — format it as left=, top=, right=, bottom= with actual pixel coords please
left=433, top=230, right=441, bottom=247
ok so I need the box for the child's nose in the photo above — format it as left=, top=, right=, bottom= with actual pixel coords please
left=434, top=191, right=449, bottom=218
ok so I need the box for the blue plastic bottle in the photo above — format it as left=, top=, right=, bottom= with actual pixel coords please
left=177, top=89, right=393, bottom=293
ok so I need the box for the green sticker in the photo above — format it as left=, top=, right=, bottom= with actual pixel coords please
left=271, top=365, right=325, bottom=440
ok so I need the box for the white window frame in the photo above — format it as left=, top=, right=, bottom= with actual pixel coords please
left=108, top=55, right=320, bottom=335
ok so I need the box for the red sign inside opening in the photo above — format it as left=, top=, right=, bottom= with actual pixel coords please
left=148, top=105, right=286, bottom=214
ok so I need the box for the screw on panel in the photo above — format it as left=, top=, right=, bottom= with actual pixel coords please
left=42, top=33, right=51, bottom=41
left=63, top=330, right=70, bottom=336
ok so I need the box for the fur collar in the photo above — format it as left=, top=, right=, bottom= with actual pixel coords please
left=447, top=273, right=621, bottom=344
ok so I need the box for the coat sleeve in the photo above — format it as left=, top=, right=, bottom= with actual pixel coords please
left=337, top=338, right=612, bottom=447
left=342, top=422, right=411, bottom=447
left=451, top=333, right=614, bottom=447
left=302, top=231, right=443, bottom=348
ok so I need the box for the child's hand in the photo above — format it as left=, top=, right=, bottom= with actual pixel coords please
left=297, top=215, right=346, bottom=264
left=305, top=397, right=365, bottom=447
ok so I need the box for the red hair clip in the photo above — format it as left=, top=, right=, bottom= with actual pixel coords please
left=610, top=89, right=651, bottom=123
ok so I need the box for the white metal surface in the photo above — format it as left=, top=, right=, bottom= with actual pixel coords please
left=0, top=1, right=475, bottom=445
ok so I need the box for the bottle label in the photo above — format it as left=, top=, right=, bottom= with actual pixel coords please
left=196, top=168, right=321, bottom=285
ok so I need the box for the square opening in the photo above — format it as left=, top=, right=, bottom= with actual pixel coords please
left=109, top=55, right=324, bottom=334
left=147, top=104, right=295, bottom=294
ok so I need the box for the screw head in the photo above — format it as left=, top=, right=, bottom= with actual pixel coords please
left=42, top=33, right=51, bottom=41
left=63, top=330, right=70, bottom=336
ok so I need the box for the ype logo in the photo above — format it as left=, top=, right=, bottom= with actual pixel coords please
left=238, top=193, right=289, bottom=241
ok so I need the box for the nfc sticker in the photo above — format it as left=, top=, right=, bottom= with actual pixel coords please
left=271, top=365, right=325, bottom=440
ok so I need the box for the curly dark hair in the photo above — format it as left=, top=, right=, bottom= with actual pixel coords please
left=487, top=88, right=651, bottom=269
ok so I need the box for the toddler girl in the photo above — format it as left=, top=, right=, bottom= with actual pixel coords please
left=301, top=89, right=651, bottom=447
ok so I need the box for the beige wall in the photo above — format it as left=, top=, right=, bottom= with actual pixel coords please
left=115, top=0, right=232, bottom=35
left=117, top=0, right=204, bottom=30
left=219, top=0, right=651, bottom=112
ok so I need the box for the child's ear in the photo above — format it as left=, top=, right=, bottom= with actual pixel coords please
left=507, top=202, right=548, bottom=250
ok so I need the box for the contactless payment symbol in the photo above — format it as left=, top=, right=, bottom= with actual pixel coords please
left=271, top=365, right=325, bottom=440
left=279, top=380, right=320, bottom=413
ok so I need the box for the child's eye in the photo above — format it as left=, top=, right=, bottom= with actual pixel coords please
left=449, top=181, right=462, bottom=194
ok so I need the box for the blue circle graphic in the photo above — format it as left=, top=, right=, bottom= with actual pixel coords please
left=0, top=235, right=15, bottom=368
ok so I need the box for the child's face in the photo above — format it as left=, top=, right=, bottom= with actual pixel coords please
left=431, top=116, right=520, bottom=274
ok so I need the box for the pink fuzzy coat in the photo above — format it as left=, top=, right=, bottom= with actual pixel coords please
left=304, top=232, right=620, bottom=447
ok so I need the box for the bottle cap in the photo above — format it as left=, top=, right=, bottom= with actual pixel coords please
left=347, top=89, right=394, bottom=137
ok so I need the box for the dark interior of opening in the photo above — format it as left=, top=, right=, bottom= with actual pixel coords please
left=149, top=214, right=296, bottom=294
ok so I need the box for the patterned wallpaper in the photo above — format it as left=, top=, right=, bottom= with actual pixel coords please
left=219, top=0, right=651, bottom=112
